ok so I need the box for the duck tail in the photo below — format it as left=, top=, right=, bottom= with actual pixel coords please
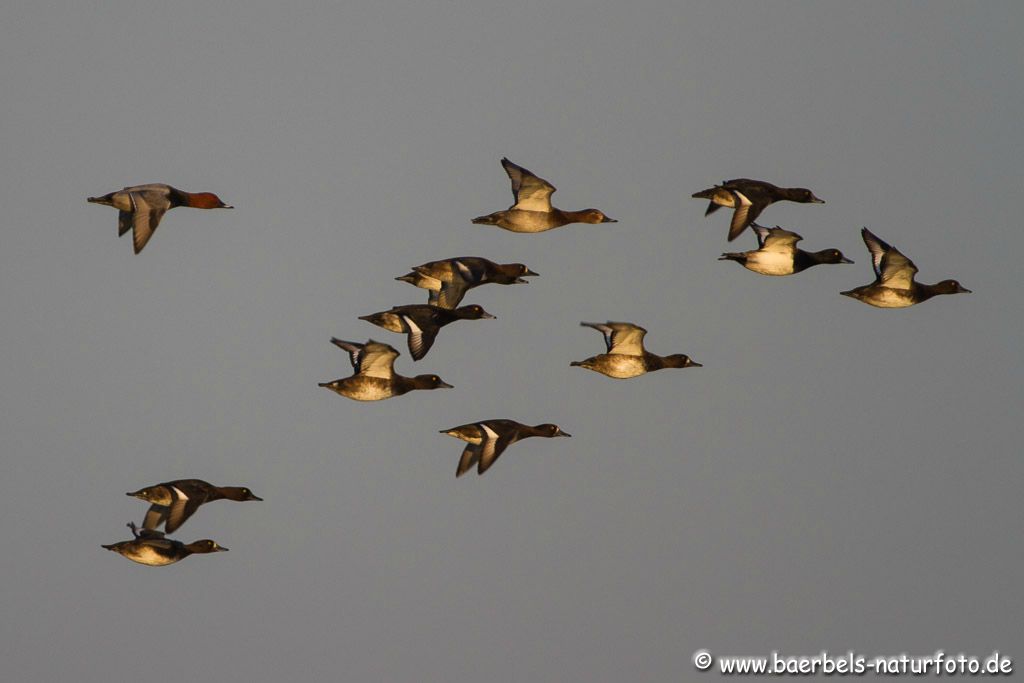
left=691, top=188, right=714, bottom=200
left=471, top=213, right=499, bottom=225
left=87, top=193, right=115, bottom=206
left=357, top=313, right=383, bottom=326
left=395, top=272, right=417, bottom=284
left=718, top=252, right=746, bottom=264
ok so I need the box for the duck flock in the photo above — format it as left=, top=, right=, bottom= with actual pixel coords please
left=92, top=158, right=970, bottom=566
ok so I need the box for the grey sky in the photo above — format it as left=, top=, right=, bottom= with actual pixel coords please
left=1, top=1, right=1021, bottom=681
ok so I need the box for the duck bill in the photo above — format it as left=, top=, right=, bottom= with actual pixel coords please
left=688, top=361, right=703, bottom=368
left=601, top=217, right=618, bottom=223
left=556, top=430, right=572, bottom=437
left=438, top=381, right=454, bottom=389
left=810, top=196, right=825, bottom=204
left=840, top=257, right=854, bottom=264
left=524, top=269, right=540, bottom=277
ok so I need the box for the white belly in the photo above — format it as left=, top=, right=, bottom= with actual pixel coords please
left=124, top=546, right=178, bottom=566
left=866, top=288, right=916, bottom=308
left=746, top=251, right=794, bottom=276
left=600, top=355, right=648, bottom=379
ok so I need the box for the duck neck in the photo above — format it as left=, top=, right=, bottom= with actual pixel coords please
left=167, top=188, right=190, bottom=208
left=181, top=191, right=224, bottom=209
left=216, top=487, right=250, bottom=502
left=913, top=285, right=942, bottom=303
left=204, top=487, right=230, bottom=502
left=792, top=250, right=816, bottom=271
left=558, top=209, right=600, bottom=224
left=643, top=353, right=671, bottom=370
left=524, top=424, right=552, bottom=437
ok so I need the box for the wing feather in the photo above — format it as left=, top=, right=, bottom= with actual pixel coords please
left=129, top=192, right=168, bottom=254
left=356, top=341, right=400, bottom=379
left=728, top=191, right=764, bottom=242
left=456, top=443, right=481, bottom=477
left=477, top=423, right=512, bottom=475
left=861, top=228, right=918, bottom=288
left=759, top=226, right=802, bottom=253
left=502, top=158, right=556, bottom=212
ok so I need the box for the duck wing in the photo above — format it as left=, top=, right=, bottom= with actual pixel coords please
left=476, top=422, right=513, bottom=475
left=456, top=442, right=482, bottom=477
left=164, top=485, right=205, bottom=534
left=756, top=225, right=802, bottom=253
left=141, top=504, right=169, bottom=530
left=331, top=338, right=365, bottom=371
left=354, top=341, right=400, bottom=379
left=861, top=228, right=918, bottom=288
left=394, top=311, right=441, bottom=361
left=434, top=279, right=469, bottom=309
left=502, top=158, right=556, bottom=212
left=118, top=210, right=133, bottom=237
left=127, top=192, right=169, bottom=254
left=726, top=190, right=767, bottom=242
left=580, top=321, right=647, bottom=356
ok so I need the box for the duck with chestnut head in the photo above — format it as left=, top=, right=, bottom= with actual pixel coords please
left=88, top=183, right=232, bottom=254
left=471, top=158, right=616, bottom=233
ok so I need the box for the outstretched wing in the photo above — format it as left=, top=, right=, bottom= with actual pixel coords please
left=580, top=321, right=646, bottom=356
left=476, top=423, right=512, bottom=475
left=118, top=211, right=133, bottom=237
left=141, top=504, right=169, bottom=530
left=862, top=228, right=917, bottom=288
left=757, top=225, right=802, bottom=253
left=399, top=313, right=440, bottom=361
left=355, top=341, right=400, bottom=379
left=434, top=280, right=469, bottom=309
left=456, top=443, right=482, bottom=477
left=127, top=192, right=168, bottom=254
left=331, top=338, right=364, bottom=371
left=163, top=486, right=204, bottom=534
left=727, top=191, right=765, bottom=242
left=502, top=158, right=556, bottom=212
